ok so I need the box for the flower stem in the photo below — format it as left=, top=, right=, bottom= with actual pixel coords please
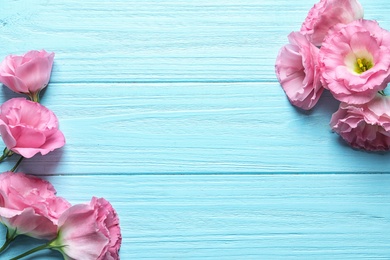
left=29, top=91, right=41, bottom=103
left=0, top=228, right=17, bottom=254
left=0, top=148, right=13, bottom=163
left=10, top=156, right=24, bottom=172
left=9, top=242, right=50, bottom=260
left=9, top=240, right=65, bottom=260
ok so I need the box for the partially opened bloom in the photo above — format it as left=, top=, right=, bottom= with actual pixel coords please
left=301, top=0, right=364, bottom=46
left=0, top=172, right=71, bottom=240
left=319, top=19, right=390, bottom=104
left=0, top=98, right=65, bottom=158
left=51, top=197, right=121, bottom=260
left=275, top=31, right=324, bottom=110
left=0, top=50, right=54, bottom=102
left=330, top=94, right=390, bottom=151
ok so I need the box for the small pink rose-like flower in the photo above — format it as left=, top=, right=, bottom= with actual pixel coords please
left=51, top=197, right=121, bottom=260
left=319, top=19, right=390, bottom=105
left=0, top=50, right=54, bottom=101
left=0, top=171, right=71, bottom=240
left=275, top=31, right=324, bottom=110
left=301, top=0, right=364, bottom=46
left=330, top=94, right=390, bottom=151
left=0, top=98, right=65, bottom=158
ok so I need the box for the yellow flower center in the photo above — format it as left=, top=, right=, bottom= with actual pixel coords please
left=355, top=58, right=374, bottom=74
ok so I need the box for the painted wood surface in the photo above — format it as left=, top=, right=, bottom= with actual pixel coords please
left=1, top=0, right=390, bottom=259
left=2, top=175, right=390, bottom=259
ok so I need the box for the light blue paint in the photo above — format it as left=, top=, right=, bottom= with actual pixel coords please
left=1, top=0, right=390, bottom=259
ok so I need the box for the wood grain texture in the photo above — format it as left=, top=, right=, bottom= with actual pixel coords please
left=0, top=0, right=386, bottom=83
left=0, top=0, right=389, bottom=175
left=2, top=175, right=390, bottom=259
left=0, top=83, right=387, bottom=175
left=1, top=0, right=390, bottom=259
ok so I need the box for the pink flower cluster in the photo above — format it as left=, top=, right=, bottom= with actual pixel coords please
left=0, top=172, right=121, bottom=259
left=0, top=50, right=65, bottom=158
left=275, top=0, right=390, bottom=151
left=0, top=50, right=122, bottom=259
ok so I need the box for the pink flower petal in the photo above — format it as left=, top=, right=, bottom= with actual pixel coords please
left=301, top=0, right=364, bottom=46
left=0, top=50, right=54, bottom=95
left=330, top=95, right=390, bottom=151
left=54, top=197, right=121, bottom=260
left=0, top=172, right=71, bottom=240
left=275, top=32, right=324, bottom=110
left=319, top=19, right=390, bottom=104
left=0, top=98, right=65, bottom=158
left=0, top=207, right=58, bottom=240
left=57, top=204, right=110, bottom=260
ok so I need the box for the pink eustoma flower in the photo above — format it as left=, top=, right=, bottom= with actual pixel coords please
left=0, top=98, right=65, bottom=158
left=330, top=94, right=390, bottom=151
left=0, top=50, right=54, bottom=101
left=52, top=197, right=121, bottom=260
left=301, top=0, right=364, bottom=46
left=275, top=31, right=324, bottom=110
left=319, top=19, right=390, bottom=105
left=0, top=171, right=71, bottom=240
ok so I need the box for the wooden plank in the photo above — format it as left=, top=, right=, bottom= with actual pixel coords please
left=0, top=0, right=387, bottom=83
left=1, top=174, right=390, bottom=259
left=0, top=0, right=302, bottom=83
left=0, top=0, right=389, bottom=175
left=1, top=0, right=390, bottom=259
left=0, top=0, right=390, bottom=175
left=0, top=83, right=388, bottom=175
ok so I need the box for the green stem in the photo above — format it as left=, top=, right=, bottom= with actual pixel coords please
left=0, top=228, right=18, bottom=254
left=29, top=90, right=41, bottom=103
left=379, top=90, right=386, bottom=96
left=10, top=156, right=24, bottom=172
left=9, top=242, right=50, bottom=260
left=9, top=240, right=65, bottom=260
left=0, top=148, right=13, bottom=163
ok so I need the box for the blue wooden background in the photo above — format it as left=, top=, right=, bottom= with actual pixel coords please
left=1, top=0, right=390, bottom=259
